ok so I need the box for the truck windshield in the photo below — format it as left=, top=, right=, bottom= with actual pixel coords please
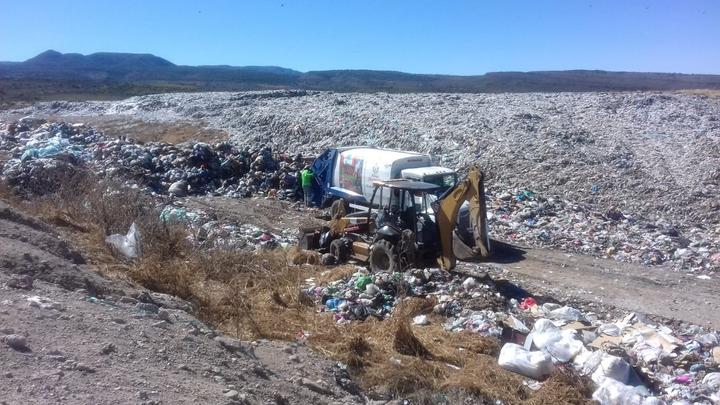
left=423, top=174, right=457, bottom=188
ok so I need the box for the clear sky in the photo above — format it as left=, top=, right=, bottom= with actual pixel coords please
left=1, top=0, right=718, bottom=74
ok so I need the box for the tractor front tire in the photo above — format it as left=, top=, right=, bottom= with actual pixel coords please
left=369, top=239, right=398, bottom=273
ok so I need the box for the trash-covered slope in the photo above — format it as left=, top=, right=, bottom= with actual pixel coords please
left=4, top=91, right=719, bottom=272
left=305, top=266, right=720, bottom=404
left=12, top=91, right=720, bottom=227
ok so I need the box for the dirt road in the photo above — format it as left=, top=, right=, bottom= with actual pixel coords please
left=471, top=242, right=720, bottom=329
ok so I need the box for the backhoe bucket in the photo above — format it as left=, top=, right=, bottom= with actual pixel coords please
left=434, top=165, right=491, bottom=270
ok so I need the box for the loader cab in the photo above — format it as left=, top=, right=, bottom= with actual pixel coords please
left=367, top=180, right=442, bottom=253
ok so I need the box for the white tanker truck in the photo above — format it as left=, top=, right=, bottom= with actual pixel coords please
left=308, top=147, right=457, bottom=208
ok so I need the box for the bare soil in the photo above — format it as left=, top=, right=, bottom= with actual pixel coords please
left=0, top=199, right=363, bottom=405
left=78, top=116, right=229, bottom=144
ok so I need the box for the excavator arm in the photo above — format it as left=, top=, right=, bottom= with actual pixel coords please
left=433, top=165, right=491, bottom=270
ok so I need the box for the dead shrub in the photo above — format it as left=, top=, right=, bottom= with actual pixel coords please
left=346, top=336, right=373, bottom=367
left=441, top=356, right=530, bottom=404
left=129, top=258, right=196, bottom=299
left=135, top=212, right=192, bottom=261
left=394, top=320, right=433, bottom=358
left=289, top=248, right=321, bottom=265
left=527, top=367, right=594, bottom=405
left=363, top=357, right=446, bottom=396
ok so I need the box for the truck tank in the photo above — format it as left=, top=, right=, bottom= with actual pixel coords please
left=310, top=147, right=435, bottom=207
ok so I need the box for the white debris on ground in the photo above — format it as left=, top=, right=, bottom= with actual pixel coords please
left=305, top=267, right=720, bottom=404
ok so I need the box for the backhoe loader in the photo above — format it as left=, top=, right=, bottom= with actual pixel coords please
left=298, top=165, right=491, bottom=271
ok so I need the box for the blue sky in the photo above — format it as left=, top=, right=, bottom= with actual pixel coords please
left=1, top=0, right=718, bottom=74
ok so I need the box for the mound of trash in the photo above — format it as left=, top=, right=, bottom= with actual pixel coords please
left=305, top=267, right=720, bottom=404
left=1, top=117, right=718, bottom=272
left=5, top=91, right=719, bottom=274
left=1, top=118, right=308, bottom=200
left=0, top=119, right=302, bottom=253
left=14, top=91, right=718, bottom=225
left=485, top=188, right=720, bottom=272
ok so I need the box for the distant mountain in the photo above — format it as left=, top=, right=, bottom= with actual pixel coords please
left=1, top=50, right=719, bottom=104
left=25, top=49, right=175, bottom=70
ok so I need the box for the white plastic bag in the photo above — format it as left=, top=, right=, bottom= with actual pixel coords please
left=529, top=318, right=561, bottom=349
left=529, top=319, right=583, bottom=362
left=547, top=306, right=584, bottom=322
left=105, top=222, right=141, bottom=258
left=592, top=379, right=665, bottom=405
left=413, top=315, right=429, bottom=325
left=577, top=350, right=635, bottom=385
left=498, top=343, right=553, bottom=380
left=545, top=331, right=584, bottom=362
left=704, top=372, right=720, bottom=389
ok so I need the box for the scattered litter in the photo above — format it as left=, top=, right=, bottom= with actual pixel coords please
left=27, top=295, right=63, bottom=310
left=306, top=266, right=720, bottom=403
left=498, top=343, right=553, bottom=380
left=105, top=222, right=141, bottom=258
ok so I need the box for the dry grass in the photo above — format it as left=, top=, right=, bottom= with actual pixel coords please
left=0, top=172, right=592, bottom=403
left=526, top=366, right=595, bottom=405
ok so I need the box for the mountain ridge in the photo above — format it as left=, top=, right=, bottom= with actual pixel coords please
left=1, top=50, right=720, bottom=104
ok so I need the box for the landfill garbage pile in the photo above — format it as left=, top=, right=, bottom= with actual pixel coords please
left=1, top=117, right=717, bottom=273
left=0, top=119, right=297, bottom=252
left=13, top=91, right=719, bottom=227
left=8, top=91, right=718, bottom=273
left=302, top=267, right=507, bottom=323
left=0, top=118, right=308, bottom=200
left=486, top=188, right=720, bottom=273
left=304, top=267, right=720, bottom=404
left=158, top=204, right=293, bottom=251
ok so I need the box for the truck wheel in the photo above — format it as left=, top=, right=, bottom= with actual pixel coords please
left=369, top=240, right=398, bottom=273
left=330, top=238, right=350, bottom=263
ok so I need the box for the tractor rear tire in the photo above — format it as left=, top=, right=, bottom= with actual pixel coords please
left=369, top=239, right=398, bottom=273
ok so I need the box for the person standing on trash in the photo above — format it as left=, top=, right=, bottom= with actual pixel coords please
left=301, top=165, right=314, bottom=207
